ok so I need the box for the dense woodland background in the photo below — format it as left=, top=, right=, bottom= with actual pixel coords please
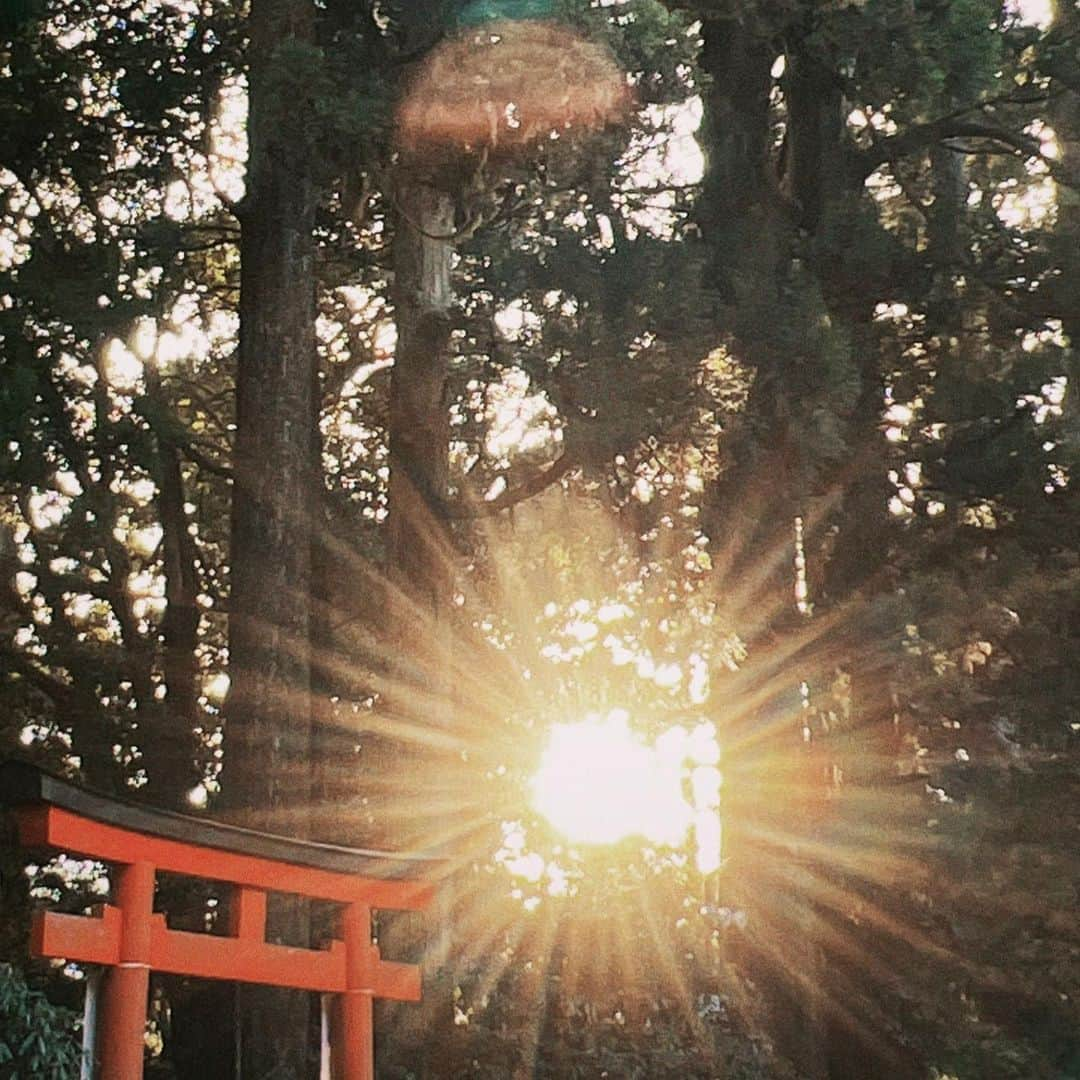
left=1, top=0, right=1079, bottom=1076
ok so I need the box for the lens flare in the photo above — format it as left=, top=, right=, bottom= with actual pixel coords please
left=396, top=20, right=631, bottom=157
left=530, top=710, right=722, bottom=871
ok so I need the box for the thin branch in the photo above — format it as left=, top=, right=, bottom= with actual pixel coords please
left=178, top=440, right=233, bottom=480
left=0, top=643, right=78, bottom=708
left=443, top=452, right=578, bottom=519
left=859, top=119, right=1042, bottom=178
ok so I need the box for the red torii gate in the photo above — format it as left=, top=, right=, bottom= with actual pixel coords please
left=1, top=761, right=439, bottom=1079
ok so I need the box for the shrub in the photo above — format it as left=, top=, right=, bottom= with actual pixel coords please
left=0, top=964, right=81, bottom=1079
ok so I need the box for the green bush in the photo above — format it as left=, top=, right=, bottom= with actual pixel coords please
left=0, top=964, right=81, bottom=1079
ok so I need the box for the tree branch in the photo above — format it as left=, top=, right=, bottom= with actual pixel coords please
left=0, top=643, right=78, bottom=709
left=179, top=440, right=233, bottom=480
left=444, top=453, right=578, bottom=519
left=859, top=119, right=1042, bottom=178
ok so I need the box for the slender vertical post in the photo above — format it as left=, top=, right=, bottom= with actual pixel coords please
left=320, top=993, right=333, bottom=1080
left=337, top=902, right=374, bottom=1080
left=229, top=886, right=267, bottom=941
left=98, top=861, right=155, bottom=1080
left=80, top=968, right=101, bottom=1080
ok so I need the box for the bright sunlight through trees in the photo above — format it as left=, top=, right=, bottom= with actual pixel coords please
left=530, top=709, right=722, bottom=871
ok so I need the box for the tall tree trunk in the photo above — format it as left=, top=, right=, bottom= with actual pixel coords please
left=784, top=43, right=845, bottom=233
left=381, top=175, right=455, bottom=847
left=371, top=173, right=456, bottom=1078
left=695, top=15, right=778, bottom=305
left=227, top=0, right=320, bottom=1074
left=786, top=28, right=927, bottom=1080
left=696, top=15, right=917, bottom=1076
left=694, top=19, right=831, bottom=1077
left=696, top=16, right=795, bottom=578
left=142, top=365, right=202, bottom=810
left=388, top=178, right=454, bottom=617
left=157, top=448, right=201, bottom=802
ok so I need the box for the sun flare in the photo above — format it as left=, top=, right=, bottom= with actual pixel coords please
left=530, top=710, right=723, bottom=873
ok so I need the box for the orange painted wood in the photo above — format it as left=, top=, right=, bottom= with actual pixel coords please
left=15, top=805, right=434, bottom=910
left=99, top=861, right=155, bottom=1080
left=14, top=795, right=431, bottom=1079
left=31, top=909, right=421, bottom=999
left=339, top=904, right=422, bottom=1003
left=229, top=886, right=268, bottom=940
left=363, top=954, right=422, bottom=1002
left=33, top=905, right=120, bottom=966
left=146, top=924, right=419, bottom=999
left=339, top=901, right=375, bottom=1079
left=341, top=902, right=372, bottom=987
left=339, top=990, right=374, bottom=1080
left=149, top=918, right=347, bottom=992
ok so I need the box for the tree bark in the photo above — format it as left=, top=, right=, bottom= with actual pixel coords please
left=226, top=0, right=320, bottom=1074
left=142, top=366, right=202, bottom=810
left=784, top=44, right=846, bottom=233
left=368, top=172, right=457, bottom=1079
left=695, top=15, right=779, bottom=303
left=695, top=15, right=794, bottom=575
left=379, top=176, right=456, bottom=846
left=388, top=178, right=455, bottom=619
left=157, top=444, right=201, bottom=801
